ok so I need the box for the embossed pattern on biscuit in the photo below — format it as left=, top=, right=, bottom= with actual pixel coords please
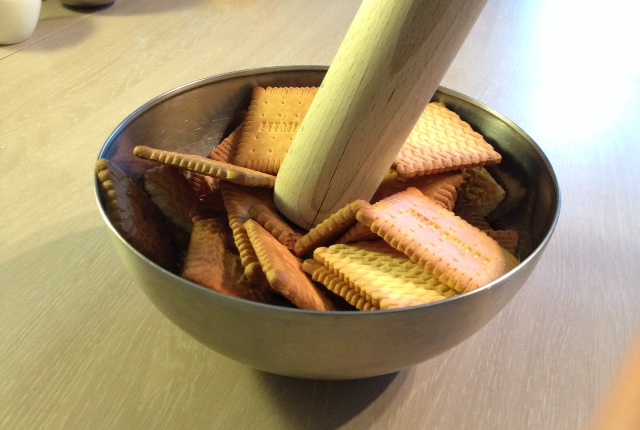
left=306, top=261, right=377, bottom=311
left=233, top=87, right=318, bottom=175
left=456, top=208, right=519, bottom=256
left=393, top=102, right=502, bottom=178
left=133, top=145, right=276, bottom=188
left=245, top=220, right=336, bottom=311
left=313, top=241, right=456, bottom=310
left=356, top=187, right=520, bottom=293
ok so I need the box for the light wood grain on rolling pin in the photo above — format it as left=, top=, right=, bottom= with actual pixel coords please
left=274, top=0, right=488, bottom=229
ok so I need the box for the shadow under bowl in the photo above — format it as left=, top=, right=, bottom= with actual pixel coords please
left=95, top=66, right=560, bottom=380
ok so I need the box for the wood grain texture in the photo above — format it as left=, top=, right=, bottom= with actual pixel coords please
left=2, top=0, right=640, bottom=429
left=274, top=0, right=487, bottom=228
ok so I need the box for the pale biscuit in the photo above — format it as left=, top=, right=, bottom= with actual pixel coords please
left=182, top=218, right=274, bottom=303
left=96, top=159, right=177, bottom=271
left=245, top=219, right=336, bottom=311
left=293, top=199, right=370, bottom=257
left=313, top=241, right=457, bottom=310
left=233, top=87, right=318, bottom=174
left=356, top=187, right=520, bottom=293
left=456, top=208, right=519, bottom=256
left=393, top=102, right=502, bottom=178
left=303, top=259, right=377, bottom=311
left=133, top=145, right=276, bottom=188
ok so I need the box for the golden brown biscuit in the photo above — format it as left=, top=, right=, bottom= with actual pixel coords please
left=393, top=102, right=501, bottom=178
left=233, top=87, right=317, bottom=174
left=245, top=219, right=336, bottom=311
left=335, top=222, right=378, bottom=244
left=373, top=171, right=464, bottom=211
left=133, top=145, right=276, bottom=188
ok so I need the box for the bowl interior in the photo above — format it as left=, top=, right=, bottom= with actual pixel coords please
left=96, top=66, right=560, bottom=379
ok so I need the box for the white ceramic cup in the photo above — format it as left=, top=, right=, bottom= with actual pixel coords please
left=0, top=0, right=42, bottom=45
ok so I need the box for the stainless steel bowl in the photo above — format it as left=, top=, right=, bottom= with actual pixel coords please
left=95, top=66, right=560, bottom=380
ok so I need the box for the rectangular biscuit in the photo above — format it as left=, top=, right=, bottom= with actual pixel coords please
left=233, top=87, right=318, bottom=174
left=133, top=145, right=276, bottom=188
left=356, top=187, right=520, bottom=293
left=372, top=170, right=464, bottom=211
left=313, top=241, right=456, bottom=310
left=393, top=102, right=502, bottom=178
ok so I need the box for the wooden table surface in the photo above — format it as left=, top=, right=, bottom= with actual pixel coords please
left=2, top=0, right=639, bottom=429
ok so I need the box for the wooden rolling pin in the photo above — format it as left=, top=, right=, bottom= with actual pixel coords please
left=274, top=0, right=487, bottom=229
